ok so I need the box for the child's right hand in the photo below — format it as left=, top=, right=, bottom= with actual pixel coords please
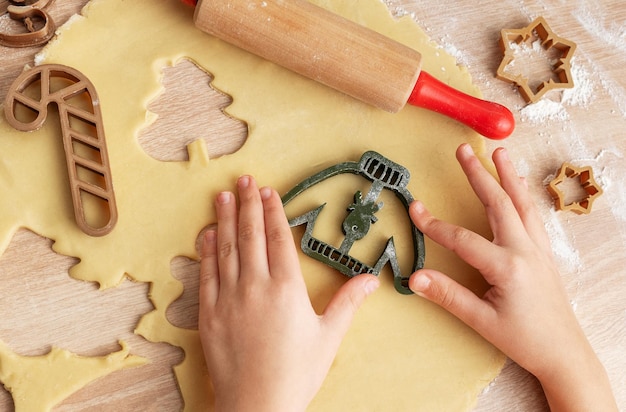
left=408, top=144, right=618, bottom=411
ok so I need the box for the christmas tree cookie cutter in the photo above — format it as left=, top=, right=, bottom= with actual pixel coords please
left=4, top=64, right=118, bottom=236
left=282, top=151, right=425, bottom=294
left=496, top=16, right=576, bottom=104
left=546, top=162, right=603, bottom=215
left=0, top=0, right=56, bottom=48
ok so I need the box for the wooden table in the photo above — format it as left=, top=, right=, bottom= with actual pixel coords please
left=1, top=0, right=624, bottom=410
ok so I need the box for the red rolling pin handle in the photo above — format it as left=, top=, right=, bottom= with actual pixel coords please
left=408, top=72, right=514, bottom=140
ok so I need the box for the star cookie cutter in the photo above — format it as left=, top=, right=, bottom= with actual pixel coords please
left=546, top=162, right=603, bottom=215
left=282, top=151, right=425, bottom=295
left=0, top=0, right=56, bottom=48
left=4, top=64, right=118, bottom=236
left=496, top=16, right=576, bottom=104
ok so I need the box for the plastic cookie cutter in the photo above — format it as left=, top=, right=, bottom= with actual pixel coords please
left=0, top=0, right=56, bottom=48
left=496, top=16, right=576, bottom=104
left=4, top=64, right=118, bottom=236
left=282, top=151, right=425, bottom=295
left=546, top=162, right=603, bottom=215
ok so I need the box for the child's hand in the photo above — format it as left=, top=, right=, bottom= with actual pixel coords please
left=199, top=176, right=379, bottom=412
left=409, top=143, right=617, bottom=411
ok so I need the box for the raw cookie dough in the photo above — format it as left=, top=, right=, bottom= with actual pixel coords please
left=0, top=0, right=505, bottom=410
left=0, top=340, right=145, bottom=411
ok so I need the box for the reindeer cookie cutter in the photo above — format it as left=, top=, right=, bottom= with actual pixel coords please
left=4, top=64, right=118, bottom=236
left=0, top=0, right=56, bottom=48
left=496, top=16, right=576, bottom=104
left=546, top=162, right=603, bottom=215
left=282, top=151, right=425, bottom=295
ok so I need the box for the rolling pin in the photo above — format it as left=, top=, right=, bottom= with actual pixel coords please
left=185, top=0, right=514, bottom=139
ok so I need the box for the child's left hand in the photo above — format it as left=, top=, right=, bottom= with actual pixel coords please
left=199, top=175, right=379, bottom=412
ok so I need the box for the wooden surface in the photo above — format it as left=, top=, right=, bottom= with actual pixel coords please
left=1, top=0, right=625, bottom=410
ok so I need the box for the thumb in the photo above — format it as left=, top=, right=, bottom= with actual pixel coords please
left=409, top=269, right=493, bottom=332
left=321, top=274, right=379, bottom=340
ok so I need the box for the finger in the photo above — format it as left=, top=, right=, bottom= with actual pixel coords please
left=199, top=229, right=219, bottom=317
left=237, top=176, right=270, bottom=278
left=456, top=143, right=526, bottom=245
left=215, top=191, right=240, bottom=287
left=321, top=274, right=379, bottom=344
left=492, top=148, right=552, bottom=252
left=261, top=186, right=300, bottom=279
left=409, top=200, right=507, bottom=277
left=409, top=269, right=495, bottom=336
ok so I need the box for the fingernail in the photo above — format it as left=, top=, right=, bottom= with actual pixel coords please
left=260, top=186, right=273, bottom=200
left=460, top=143, right=474, bottom=156
left=238, top=175, right=250, bottom=188
left=498, top=147, right=509, bottom=161
left=412, top=200, right=425, bottom=214
left=411, top=274, right=431, bottom=295
left=364, top=278, right=380, bottom=295
left=204, top=229, right=216, bottom=244
left=217, top=191, right=231, bottom=204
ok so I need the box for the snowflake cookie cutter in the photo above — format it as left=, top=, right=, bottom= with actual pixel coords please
left=0, top=0, right=56, bottom=48
left=4, top=64, right=118, bottom=236
left=282, top=151, right=425, bottom=295
left=496, top=16, right=576, bottom=104
left=546, top=162, right=603, bottom=215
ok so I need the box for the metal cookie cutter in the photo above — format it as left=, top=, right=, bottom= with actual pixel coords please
left=282, top=151, right=425, bottom=295
left=0, top=0, right=56, bottom=48
left=496, top=16, right=576, bottom=104
left=546, top=162, right=603, bottom=215
left=4, top=64, right=118, bottom=236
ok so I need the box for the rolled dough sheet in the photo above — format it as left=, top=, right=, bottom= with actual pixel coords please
left=0, top=0, right=505, bottom=410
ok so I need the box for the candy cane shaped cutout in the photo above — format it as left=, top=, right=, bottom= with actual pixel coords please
left=4, top=64, right=118, bottom=236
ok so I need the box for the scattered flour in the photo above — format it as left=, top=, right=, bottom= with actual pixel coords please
left=572, top=148, right=626, bottom=223
left=541, top=146, right=626, bottom=272
left=382, top=0, right=413, bottom=20
left=538, top=181, right=582, bottom=272
left=575, top=5, right=626, bottom=55
left=504, top=39, right=561, bottom=83
left=572, top=7, right=626, bottom=116
left=439, top=40, right=470, bottom=68
left=521, top=98, right=569, bottom=123
left=599, top=75, right=626, bottom=118
left=562, top=62, right=594, bottom=107
left=520, top=58, right=594, bottom=124
left=0, top=14, right=18, bottom=33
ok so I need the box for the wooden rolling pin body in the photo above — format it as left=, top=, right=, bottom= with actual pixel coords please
left=193, top=0, right=422, bottom=113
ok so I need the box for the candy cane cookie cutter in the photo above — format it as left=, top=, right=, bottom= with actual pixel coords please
left=4, top=64, right=118, bottom=236
left=496, top=17, right=576, bottom=104
left=0, top=0, right=56, bottom=48
left=282, top=151, right=425, bottom=295
left=546, top=162, right=603, bottom=215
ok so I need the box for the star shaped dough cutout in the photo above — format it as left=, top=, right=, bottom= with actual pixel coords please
left=0, top=0, right=506, bottom=410
left=497, top=16, right=577, bottom=103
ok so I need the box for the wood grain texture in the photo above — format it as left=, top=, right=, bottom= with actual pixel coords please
left=0, top=0, right=624, bottom=410
left=194, top=0, right=422, bottom=112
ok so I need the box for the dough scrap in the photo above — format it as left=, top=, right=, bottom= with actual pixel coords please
left=0, top=340, right=146, bottom=411
left=0, top=0, right=505, bottom=410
